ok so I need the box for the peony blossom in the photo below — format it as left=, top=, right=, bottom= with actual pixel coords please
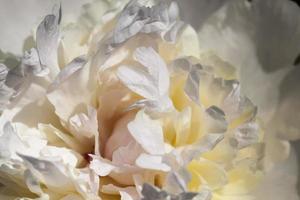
left=0, top=0, right=299, bottom=200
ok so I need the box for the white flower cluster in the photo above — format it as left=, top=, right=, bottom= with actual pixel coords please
left=0, top=0, right=299, bottom=200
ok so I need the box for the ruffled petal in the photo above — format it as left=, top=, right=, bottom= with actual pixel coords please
left=47, top=56, right=97, bottom=123
left=128, top=110, right=166, bottom=155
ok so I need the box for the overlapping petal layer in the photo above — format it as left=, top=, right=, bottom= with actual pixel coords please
left=0, top=0, right=299, bottom=200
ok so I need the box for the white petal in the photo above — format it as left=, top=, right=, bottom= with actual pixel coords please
left=117, top=46, right=170, bottom=101
left=101, top=184, right=139, bottom=200
left=199, top=52, right=237, bottom=80
left=0, top=161, right=31, bottom=198
left=104, top=111, right=136, bottom=160
left=78, top=0, right=111, bottom=27
left=36, top=5, right=61, bottom=79
left=163, top=170, right=191, bottom=194
left=117, top=48, right=173, bottom=113
left=89, top=155, right=116, bottom=176
left=40, top=146, right=82, bottom=167
left=24, top=169, right=46, bottom=197
left=38, top=123, right=89, bottom=154
left=23, top=48, right=49, bottom=77
left=117, top=65, right=158, bottom=100
left=222, top=82, right=257, bottom=122
left=177, top=25, right=201, bottom=58
left=1, top=79, right=58, bottom=128
left=141, top=183, right=212, bottom=200
left=100, top=48, right=129, bottom=71
left=61, top=194, right=83, bottom=200
left=18, top=154, right=74, bottom=190
left=0, top=122, right=26, bottom=160
left=127, top=110, right=165, bottom=155
left=71, top=168, right=100, bottom=200
left=69, top=106, right=98, bottom=139
left=47, top=57, right=96, bottom=123
left=120, top=191, right=134, bottom=200
left=135, top=153, right=170, bottom=172
left=0, top=122, right=47, bottom=163
left=133, top=47, right=169, bottom=96
left=59, top=25, right=89, bottom=66
left=174, top=107, right=192, bottom=146
left=184, top=65, right=202, bottom=104
left=112, top=141, right=143, bottom=166
left=111, top=1, right=180, bottom=46
left=48, top=55, right=87, bottom=92
left=229, top=122, right=259, bottom=149
left=181, top=132, right=225, bottom=164
left=204, top=106, right=228, bottom=134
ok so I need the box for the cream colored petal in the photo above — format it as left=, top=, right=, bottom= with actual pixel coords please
left=71, top=168, right=100, bottom=200
left=47, top=57, right=97, bottom=124
left=187, top=159, right=228, bottom=191
left=69, top=106, right=98, bottom=139
left=112, top=141, right=143, bottom=166
left=110, top=1, right=180, bottom=46
left=181, top=132, right=225, bottom=165
left=0, top=122, right=26, bottom=160
left=38, top=123, right=90, bottom=154
left=135, top=153, right=170, bottom=172
left=59, top=25, right=89, bottom=66
left=177, top=25, right=200, bottom=58
left=90, top=155, right=116, bottom=177
left=100, top=48, right=129, bottom=71
left=117, top=47, right=170, bottom=101
left=174, top=107, right=191, bottom=146
left=184, top=65, right=201, bottom=105
left=90, top=155, right=141, bottom=186
left=60, top=194, right=83, bottom=200
left=127, top=110, right=165, bottom=155
left=24, top=169, right=47, bottom=198
left=104, top=111, right=136, bottom=160
left=18, top=154, right=74, bottom=190
left=36, top=5, right=61, bottom=79
left=101, top=184, right=139, bottom=200
left=218, top=167, right=262, bottom=196
left=133, top=47, right=169, bottom=96
left=40, top=146, right=83, bottom=167
left=199, top=52, right=237, bottom=80
left=0, top=162, right=34, bottom=198
left=1, top=76, right=59, bottom=128
left=117, top=65, right=158, bottom=100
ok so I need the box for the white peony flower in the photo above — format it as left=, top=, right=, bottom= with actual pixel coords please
left=0, top=0, right=299, bottom=200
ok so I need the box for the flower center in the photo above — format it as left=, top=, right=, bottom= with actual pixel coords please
left=103, top=111, right=136, bottom=160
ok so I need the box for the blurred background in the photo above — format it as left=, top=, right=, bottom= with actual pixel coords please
left=287, top=0, right=299, bottom=192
